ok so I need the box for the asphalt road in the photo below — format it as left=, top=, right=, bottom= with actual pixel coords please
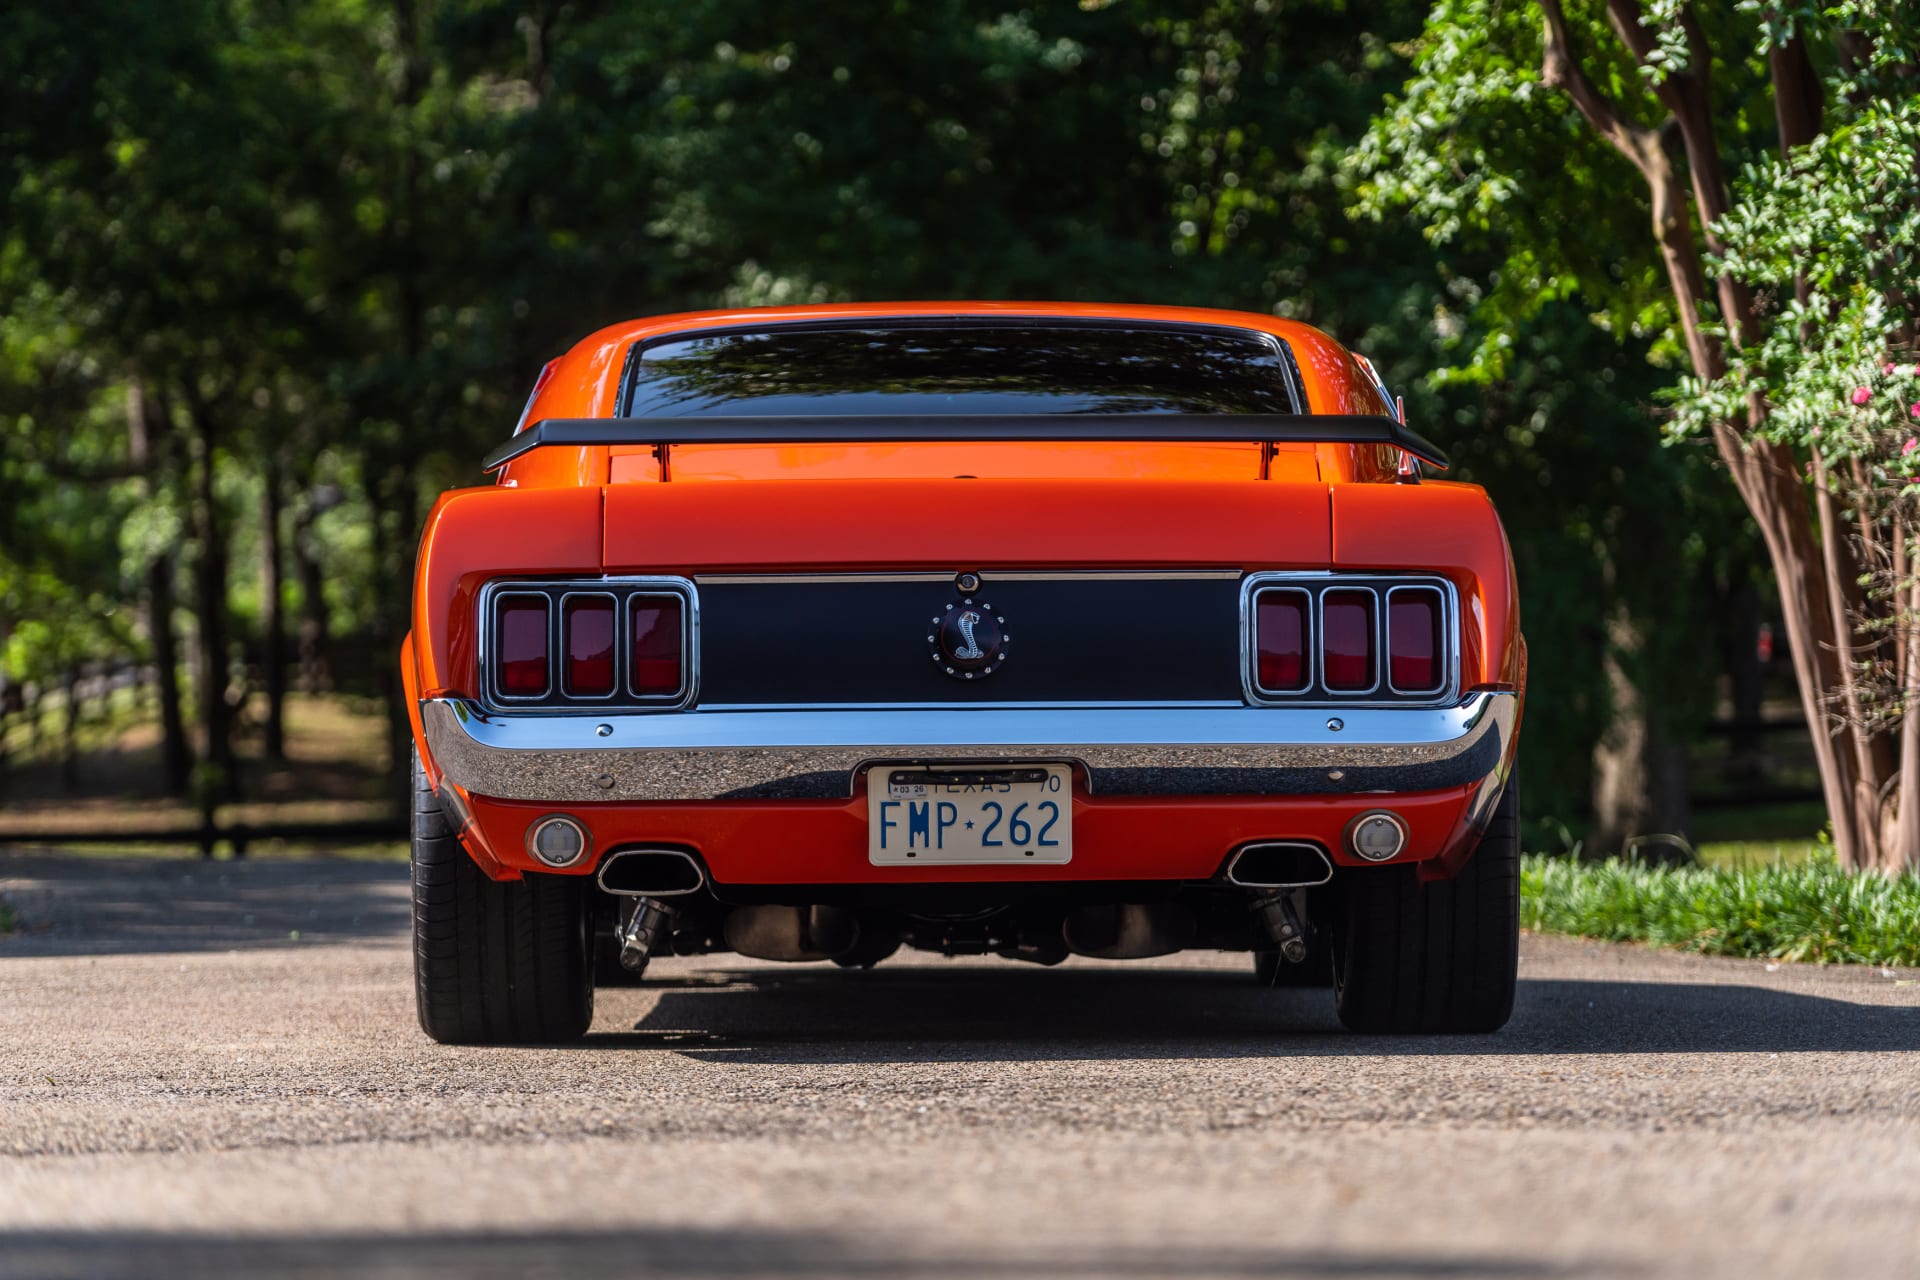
left=2, top=854, right=1918, bottom=1280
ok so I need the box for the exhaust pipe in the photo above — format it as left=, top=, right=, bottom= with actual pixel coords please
left=617, top=897, right=674, bottom=973
left=596, top=848, right=706, bottom=897
left=1225, top=841, right=1333, bottom=889
left=723, top=905, right=860, bottom=962
left=1061, top=903, right=1196, bottom=960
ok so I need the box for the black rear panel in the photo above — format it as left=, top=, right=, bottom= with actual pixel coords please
left=694, top=574, right=1243, bottom=705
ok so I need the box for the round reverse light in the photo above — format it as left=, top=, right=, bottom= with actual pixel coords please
left=528, top=815, right=589, bottom=868
left=1347, top=811, right=1408, bottom=863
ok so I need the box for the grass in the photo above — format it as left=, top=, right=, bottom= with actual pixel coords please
left=1689, top=800, right=1828, bottom=869
left=1521, top=853, right=1920, bottom=967
left=1695, top=837, right=1825, bottom=869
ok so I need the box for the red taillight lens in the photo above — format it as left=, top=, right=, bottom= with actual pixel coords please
left=1254, top=590, right=1310, bottom=692
left=1388, top=587, right=1444, bottom=692
left=1321, top=589, right=1377, bottom=691
left=497, top=595, right=551, bottom=697
left=631, top=595, right=684, bottom=697
left=562, top=596, right=616, bottom=696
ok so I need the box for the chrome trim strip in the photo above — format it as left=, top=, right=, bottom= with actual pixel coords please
left=695, top=569, right=1245, bottom=586
left=982, top=569, right=1244, bottom=582
left=697, top=573, right=954, bottom=586
left=697, top=700, right=1247, bottom=712
left=421, top=691, right=1517, bottom=803
left=476, top=576, right=699, bottom=714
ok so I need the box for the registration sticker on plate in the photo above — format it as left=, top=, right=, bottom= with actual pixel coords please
left=867, top=764, right=1074, bottom=866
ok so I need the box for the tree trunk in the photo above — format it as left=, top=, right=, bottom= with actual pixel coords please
left=1589, top=601, right=1693, bottom=858
left=188, top=395, right=238, bottom=799
left=59, top=664, right=80, bottom=792
left=294, top=500, right=331, bottom=695
left=260, top=450, right=288, bottom=760
left=1589, top=602, right=1651, bottom=859
left=148, top=557, right=191, bottom=795
left=369, top=464, right=419, bottom=802
left=1538, top=0, right=1891, bottom=867
left=1724, top=573, right=1766, bottom=785
left=127, top=383, right=193, bottom=795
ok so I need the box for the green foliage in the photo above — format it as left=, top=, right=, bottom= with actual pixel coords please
left=1521, top=853, right=1920, bottom=965
left=0, top=0, right=1754, bottom=841
left=1671, top=97, right=1920, bottom=461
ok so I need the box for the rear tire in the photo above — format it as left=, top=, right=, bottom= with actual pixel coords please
left=411, top=751, right=594, bottom=1044
left=1331, top=778, right=1519, bottom=1034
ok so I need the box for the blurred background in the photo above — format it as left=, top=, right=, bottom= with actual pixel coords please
left=0, top=0, right=1819, bottom=864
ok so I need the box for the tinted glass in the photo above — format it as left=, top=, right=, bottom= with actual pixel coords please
left=626, top=324, right=1296, bottom=416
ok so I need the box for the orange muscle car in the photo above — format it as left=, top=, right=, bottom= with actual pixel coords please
left=404, top=302, right=1525, bottom=1043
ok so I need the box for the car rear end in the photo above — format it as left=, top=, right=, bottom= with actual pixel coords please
left=405, top=305, right=1525, bottom=1043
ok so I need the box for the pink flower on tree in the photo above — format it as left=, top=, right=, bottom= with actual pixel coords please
left=1911, top=402, right=1920, bottom=420
left=1904, top=437, right=1919, bottom=456
left=1852, top=387, right=1873, bottom=405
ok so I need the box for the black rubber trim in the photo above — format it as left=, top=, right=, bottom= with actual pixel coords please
left=484, top=412, right=1450, bottom=473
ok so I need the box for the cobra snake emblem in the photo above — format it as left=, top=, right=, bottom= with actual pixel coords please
left=952, top=610, right=986, bottom=661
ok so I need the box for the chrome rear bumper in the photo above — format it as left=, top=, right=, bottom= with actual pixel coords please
left=421, top=692, right=1517, bottom=803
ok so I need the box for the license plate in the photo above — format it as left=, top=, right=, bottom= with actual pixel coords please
left=867, top=764, right=1074, bottom=866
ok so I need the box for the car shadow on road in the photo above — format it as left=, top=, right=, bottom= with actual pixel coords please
left=591, top=964, right=1920, bottom=1062
left=0, top=1227, right=1598, bottom=1280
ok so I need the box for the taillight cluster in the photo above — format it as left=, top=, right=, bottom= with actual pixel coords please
left=485, top=580, right=692, bottom=708
left=1248, top=577, right=1452, bottom=702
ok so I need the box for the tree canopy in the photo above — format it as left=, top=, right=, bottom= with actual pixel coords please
left=2, top=0, right=1842, bottom=848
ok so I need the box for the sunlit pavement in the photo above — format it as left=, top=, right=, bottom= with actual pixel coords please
left=2, top=854, right=1918, bottom=1279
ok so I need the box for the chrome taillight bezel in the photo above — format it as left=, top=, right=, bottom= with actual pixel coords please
left=477, top=576, right=698, bottom=713
left=1240, top=571, right=1460, bottom=708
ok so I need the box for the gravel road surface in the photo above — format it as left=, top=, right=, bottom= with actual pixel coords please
left=2, top=853, right=1918, bottom=1279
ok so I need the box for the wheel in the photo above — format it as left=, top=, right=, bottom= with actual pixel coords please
left=1252, top=944, right=1333, bottom=987
left=1331, top=778, right=1519, bottom=1033
left=411, top=750, right=594, bottom=1044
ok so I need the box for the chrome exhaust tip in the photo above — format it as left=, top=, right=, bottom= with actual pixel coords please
left=1225, top=841, right=1334, bottom=889
left=595, top=847, right=707, bottom=897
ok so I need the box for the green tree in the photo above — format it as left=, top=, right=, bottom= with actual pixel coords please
left=1354, top=2, right=1920, bottom=869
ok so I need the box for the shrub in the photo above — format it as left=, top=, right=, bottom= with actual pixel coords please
left=1520, top=854, right=1920, bottom=966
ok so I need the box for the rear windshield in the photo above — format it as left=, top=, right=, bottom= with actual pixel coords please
left=624, top=323, right=1298, bottom=416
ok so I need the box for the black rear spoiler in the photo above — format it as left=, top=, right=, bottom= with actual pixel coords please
left=482, top=413, right=1449, bottom=474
